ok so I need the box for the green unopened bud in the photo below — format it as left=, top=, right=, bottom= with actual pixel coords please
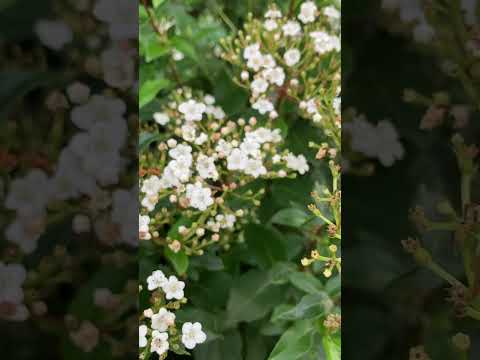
left=452, top=332, right=470, bottom=352
left=436, top=200, right=455, bottom=216
left=413, top=247, right=432, bottom=265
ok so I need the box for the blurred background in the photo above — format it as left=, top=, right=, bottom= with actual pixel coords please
left=343, top=1, right=480, bottom=359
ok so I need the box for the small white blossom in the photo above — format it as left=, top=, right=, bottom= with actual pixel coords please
left=34, top=20, right=73, bottom=50
left=181, top=322, right=207, bottom=350
left=151, top=331, right=169, bottom=355
left=282, top=21, right=302, bottom=37
left=284, top=49, right=301, bottom=67
left=162, top=276, right=185, bottom=300
left=147, top=270, right=167, bottom=291
left=151, top=308, right=176, bottom=332
left=298, top=1, right=318, bottom=24
left=154, top=112, right=170, bottom=126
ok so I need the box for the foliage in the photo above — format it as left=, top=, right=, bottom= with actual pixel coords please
left=139, top=0, right=341, bottom=359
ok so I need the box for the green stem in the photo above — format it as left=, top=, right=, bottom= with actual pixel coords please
left=427, top=261, right=465, bottom=288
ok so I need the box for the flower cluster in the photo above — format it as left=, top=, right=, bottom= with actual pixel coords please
left=220, top=1, right=340, bottom=124
left=0, top=0, right=138, bottom=356
left=342, top=108, right=405, bottom=173
left=402, top=135, right=480, bottom=322
left=383, top=1, right=480, bottom=114
left=139, top=269, right=206, bottom=359
left=139, top=88, right=310, bottom=255
left=403, top=89, right=471, bottom=130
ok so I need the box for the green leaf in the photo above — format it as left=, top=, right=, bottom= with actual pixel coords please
left=244, top=224, right=288, bottom=269
left=170, top=36, right=199, bottom=62
left=288, top=271, right=324, bottom=295
left=152, top=0, right=166, bottom=8
left=226, top=269, right=285, bottom=326
left=0, top=71, right=58, bottom=116
left=139, top=132, right=164, bottom=152
left=139, top=78, right=170, bottom=108
left=194, top=330, right=243, bottom=360
left=165, top=247, right=189, bottom=276
left=325, top=274, right=341, bottom=296
left=245, top=326, right=270, bottom=360
left=268, top=320, right=317, bottom=360
left=270, top=208, right=310, bottom=228
left=272, top=293, right=332, bottom=322
left=322, top=334, right=341, bottom=360
left=144, top=38, right=171, bottom=62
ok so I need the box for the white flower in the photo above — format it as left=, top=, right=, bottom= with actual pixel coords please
left=111, top=188, right=138, bottom=247
left=282, top=21, right=302, bottom=37
left=101, top=46, right=135, bottom=89
left=244, top=158, right=267, bottom=178
left=139, top=325, right=148, bottom=348
left=5, top=169, right=50, bottom=217
left=34, top=20, right=73, bottom=50
left=227, top=148, right=248, bottom=170
left=181, top=123, right=197, bottom=142
left=264, top=19, right=278, bottom=31
left=185, top=182, right=214, bottom=211
left=324, top=6, right=340, bottom=20
left=70, top=321, right=99, bottom=353
left=212, top=106, right=226, bottom=120
left=139, top=215, right=151, bottom=240
left=141, top=176, right=163, bottom=196
left=252, top=98, right=274, bottom=114
left=298, top=1, right=318, bottom=23
left=285, top=154, right=310, bottom=174
left=247, top=52, right=265, bottom=71
left=151, top=331, right=169, bottom=355
left=147, top=270, right=167, bottom=291
left=284, top=49, right=301, bottom=67
left=216, top=139, right=233, bottom=156
left=240, top=138, right=261, bottom=156
left=161, top=276, right=185, bottom=300
left=71, top=94, right=126, bottom=130
left=195, top=133, right=208, bottom=145
left=5, top=215, right=45, bottom=253
left=181, top=322, right=207, bottom=350
left=169, top=144, right=193, bottom=162
left=251, top=78, right=269, bottom=95
left=178, top=100, right=206, bottom=121
left=196, top=154, right=219, bottom=180
left=0, top=263, right=26, bottom=306
left=154, top=112, right=170, bottom=126
left=264, top=67, right=285, bottom=86
left=344, top=117, right=404, bottom=166
left=93, top=0, right=137, bottom=40
left=94, top=288, right=117, bottom=308
left=172, top=49, right=184, bottom=61
left=262, top=54, right=276, bottom=69
left=151, top=308, right=176, bottom=332
left=67, top=82, right=90, bottom=104
left=375, top=120, right=405, bottom=166
left=243, top=43, right=261, bottom=60
left=310, top=31, right=340, bottom=54
left=413, top=21, right=435, bottom=43
left=216, top=214, right=237, bottom=229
